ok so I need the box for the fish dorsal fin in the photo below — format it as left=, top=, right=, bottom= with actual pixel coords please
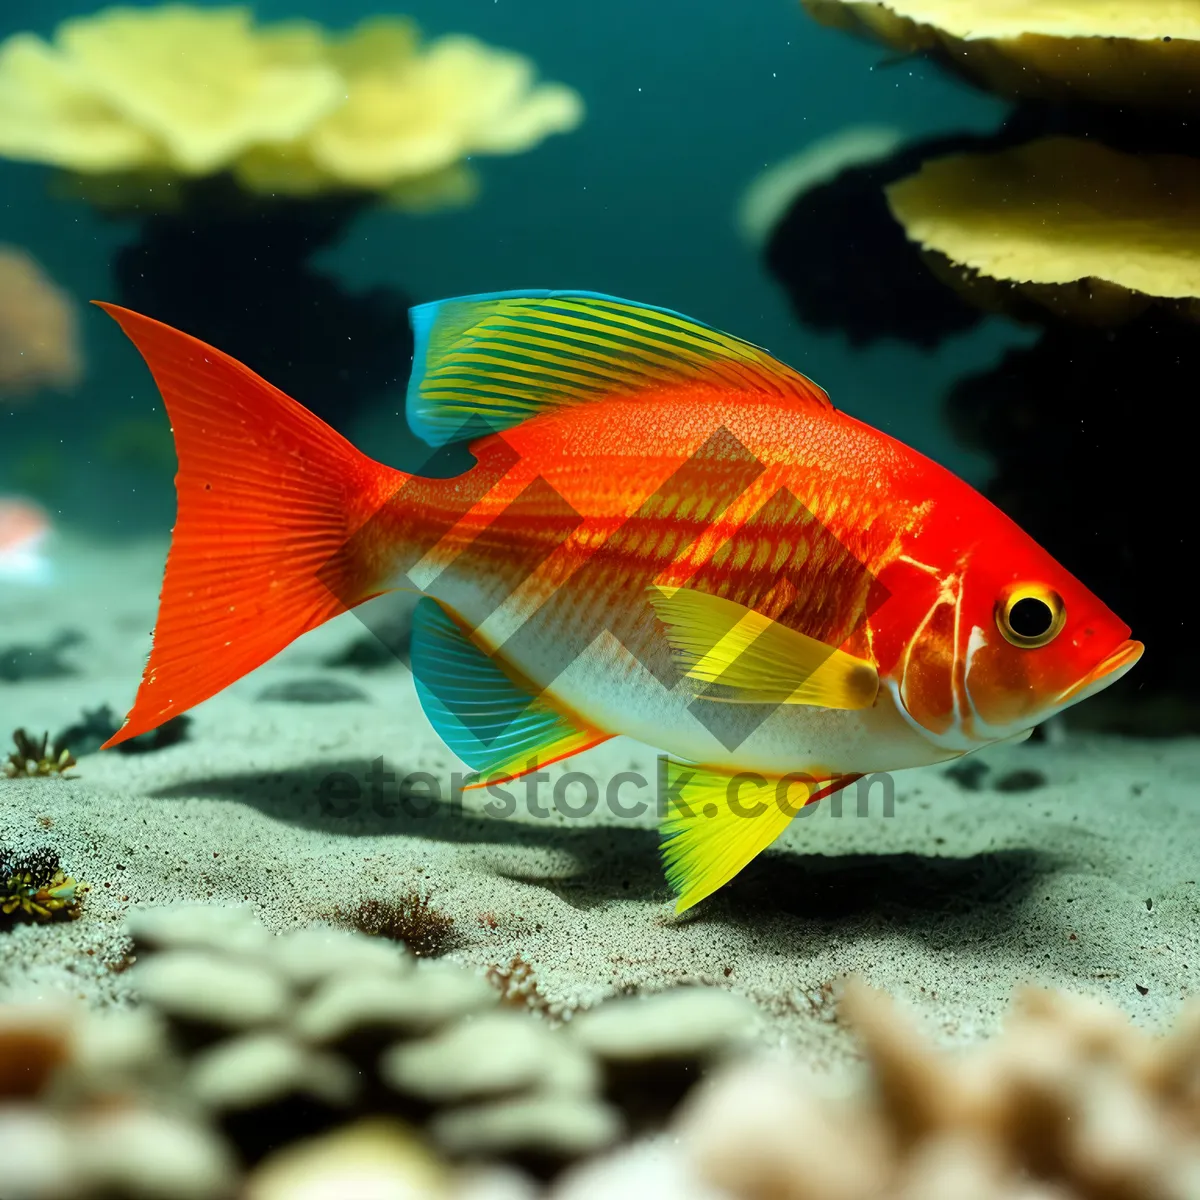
left=648, top=586, right=878, bottom=709
left=660, top=758, right=862, bottom=913
left=410, top=597, right=609, bottom=786
left=406, top=290, right=833, bottom=447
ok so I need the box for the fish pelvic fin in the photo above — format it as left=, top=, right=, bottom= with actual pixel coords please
left=660, top=758, right=862, bottom=914
left=648, top=585, right=879, bottom=709
left=410, top=597, right=611, bottom=787
left=94, top=302, right=406, bottom=749
left=406, top=290, right=833, bottom=448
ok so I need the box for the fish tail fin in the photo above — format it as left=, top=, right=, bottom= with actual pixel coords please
left=94, top=302, right=408, bottom=749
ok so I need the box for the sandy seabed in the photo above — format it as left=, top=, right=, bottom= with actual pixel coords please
left=2, top=535, right=1198, bottom=1070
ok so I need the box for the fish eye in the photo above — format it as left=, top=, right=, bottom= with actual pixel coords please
left=995, top=583, right=1066, bottom=649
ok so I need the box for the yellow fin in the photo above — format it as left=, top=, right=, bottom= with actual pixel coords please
left=660, top=758, right=859, bottom=913
left=648, top=585, right=878, bottom=708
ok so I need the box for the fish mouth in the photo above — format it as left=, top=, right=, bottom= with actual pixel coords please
left=1056, top=639, right=1144, bottom=707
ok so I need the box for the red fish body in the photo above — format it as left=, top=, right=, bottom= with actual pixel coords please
left=95, top=292, right=1141, bottom=911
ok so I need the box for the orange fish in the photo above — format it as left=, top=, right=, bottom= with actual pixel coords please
left=94, top=292, right=1141, bottom=912
left=0, top=496, right=51, bottom=583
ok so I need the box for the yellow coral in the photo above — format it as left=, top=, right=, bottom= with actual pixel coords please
left=0, top=6, right=585, bottom=208
left=802, top=0, right=1200, bottom=108
left=55, top=6, right=342, bottom=175
left=884, top=136, right=1200, bottom=324
left=236, top=24, right=584, bottom=196
left=0, top=32, right=156, bottom=172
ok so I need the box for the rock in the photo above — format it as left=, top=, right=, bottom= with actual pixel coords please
left=257, top=677, right=371, bottom=704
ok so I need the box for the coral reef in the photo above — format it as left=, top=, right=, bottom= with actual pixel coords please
left=758, top=127, right=994, bottom=348
left=0, top=6, right=583, bottom=434
left=674, top=977, right=1200, bottom=1200
left=7, top=904, right=1200, bottom=1199
left=0, top=246, right=83, bottom=402
left=0, top=6, right=583, bottom=205
left=0, top=902, right=753, bottom=1197
left=802, top=0, right=1200, bottom=109
left=1, top=846, right=87, bottom=922
left=884, top=136, right=1200, bottom=326
left=2, top=730, right=76, bottom=780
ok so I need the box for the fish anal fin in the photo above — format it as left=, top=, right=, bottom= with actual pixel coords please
left=647, top=585, right=878, bottom=709
left=660, top=758, right=862, bottom=913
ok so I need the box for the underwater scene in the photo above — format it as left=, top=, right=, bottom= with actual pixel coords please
left=2, top=1, right=1200, bottom=1197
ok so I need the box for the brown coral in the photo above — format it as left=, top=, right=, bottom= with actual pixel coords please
left=802, top=0, right=1200, bottom=109
left=0, top=246, right=83, bottom=400
left=676, top=976, right=1200, bottom=1200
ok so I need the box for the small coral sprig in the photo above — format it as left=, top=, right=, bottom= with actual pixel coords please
left=3, top=729, right=76, bottom=779
left=1, top=848, right=88, bottom=922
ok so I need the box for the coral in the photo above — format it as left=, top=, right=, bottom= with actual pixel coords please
left=245, top=22, right=584, bottom=201
left=885, top=136, right=1200, bottom=327
left=54, top=704, right=191, bottom=756
left=331, top=894, right=458, bottom=958
left=0, top=846, right=87, bottom=922
left=0, top=7, right=584, bottom=206
left=21, top=902, right=1200, bottom=1199
left=801, top=0, right=1200, bottom=109
left=759, top=127, right=993, bottom=349
left=0, top=245, right=83, bottom=401
left=53, top=7, right=341, bottom=176
left=569, top=988, right=764, bottom=1136
left=242, top=1119, right=451, bottom=1200
left=2, top=730, right=77, bottom=779
left=736, top=124, right=905, bottom=249
left=672, top=975, right=1200, bottom=1200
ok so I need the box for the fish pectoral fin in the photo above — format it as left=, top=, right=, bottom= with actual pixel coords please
left=660, top=758, right=862, bottom=913
left=410, top=597, right=610, bottom=787
left=405, top=290, right=831, bottom=448
left=647, top=585, right=878, bottom=710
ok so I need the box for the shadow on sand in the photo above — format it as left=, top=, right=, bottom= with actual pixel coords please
left=149, top=758, right=1062, bottom=941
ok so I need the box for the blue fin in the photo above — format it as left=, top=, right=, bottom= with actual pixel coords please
left=410, top=597, right=609, bottom=784
left=405, top=289, right=832, bottom=447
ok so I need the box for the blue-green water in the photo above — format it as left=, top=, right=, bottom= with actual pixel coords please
left=0, top=0, right=1027, bottom=537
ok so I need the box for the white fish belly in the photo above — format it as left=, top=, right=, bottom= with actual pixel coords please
left=540, top=637, right=958, bottom=777
left=431, top=568, right=956, bottom=777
